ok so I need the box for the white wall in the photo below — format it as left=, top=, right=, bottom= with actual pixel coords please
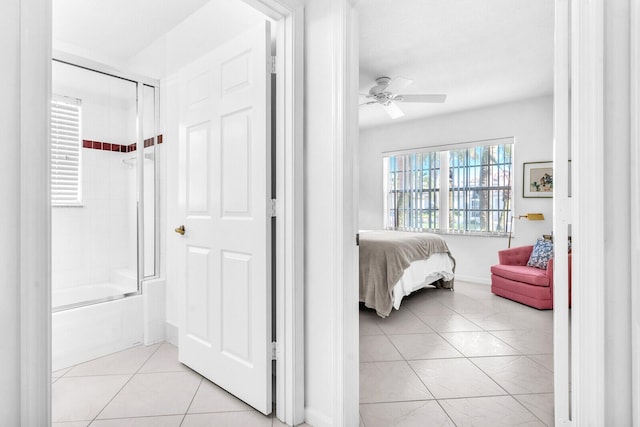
left=52, top=63, right=137, bottom=293
left=603, top=0, right=632, bottom=423
left=0, top=0, right=22, bottom=422
left=161, top=75, right=180, bottom=329
left=359, top=95, right=554, bottom=283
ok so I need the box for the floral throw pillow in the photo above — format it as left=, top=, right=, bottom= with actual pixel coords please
left=527, top=238, right=554, bottom=270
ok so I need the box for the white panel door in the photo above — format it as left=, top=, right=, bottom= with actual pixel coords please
left=177, top=21, right=272, bottom=415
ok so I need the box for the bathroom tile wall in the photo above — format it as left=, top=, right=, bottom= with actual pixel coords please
left=52, top=68, right=137, bottom=292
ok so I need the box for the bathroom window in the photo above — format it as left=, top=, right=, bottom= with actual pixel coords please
left=51, top=95, right=83, bottom=206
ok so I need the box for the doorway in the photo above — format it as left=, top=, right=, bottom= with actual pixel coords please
left=354, top=1, right=568, bottom=425
left=43, top=0, right=304, bottom=425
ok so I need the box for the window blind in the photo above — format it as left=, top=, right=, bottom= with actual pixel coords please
left=51, top=96, right=82, bottom=206
left=384, top=152, right=440, bottom=231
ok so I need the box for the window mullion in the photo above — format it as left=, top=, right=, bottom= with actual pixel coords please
left=439, top=151, right=449, bottom=232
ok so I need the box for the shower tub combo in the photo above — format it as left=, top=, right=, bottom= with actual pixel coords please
left=51, top=57, right=164, bottom=371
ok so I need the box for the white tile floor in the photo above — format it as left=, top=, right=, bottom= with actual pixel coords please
left=53, top=280, right=553, bottom=427
left=359, top=281, right=554, bottom=427
left=52, top=342, right=307, bottom=427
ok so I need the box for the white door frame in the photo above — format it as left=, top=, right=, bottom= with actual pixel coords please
left=239, top=1, right=306, bottom=424
left=552, top=0, right=572, bottom=424
left=630, top=0, right=640, bottom=423
left=19, top=0, right=51, bottom=425
left=570, top=0, right=607, bottom=424
left=329, top=0, right=360, bottom=426
left=20, top=0, right=304, bottom=425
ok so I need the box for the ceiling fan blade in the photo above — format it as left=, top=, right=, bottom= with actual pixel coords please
left=383, top=101, right=404, bottom=119
left=385, top=77, right=413, bottom=94
left=395, top=94, right=447, bottom=103
left=359, top=100, right=377, bottom=106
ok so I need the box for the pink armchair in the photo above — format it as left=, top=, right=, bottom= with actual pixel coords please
left=490, top=245, right=572, bottom=309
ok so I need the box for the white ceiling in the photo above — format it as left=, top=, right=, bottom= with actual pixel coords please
left=53, top=0, right=208, bottom=64
left=358, top=0, right=554, bottom=129
left=54, top=0, right=553, bottom=128
left=52, top=0, right=266, bottom=66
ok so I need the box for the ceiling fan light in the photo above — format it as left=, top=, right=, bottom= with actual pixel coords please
left=383, top=101, right=404, bottom=119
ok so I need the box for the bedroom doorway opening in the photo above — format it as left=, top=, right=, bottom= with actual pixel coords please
left=354, top=1, right=569, bottom=425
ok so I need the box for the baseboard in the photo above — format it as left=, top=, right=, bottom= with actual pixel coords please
left=455, top=275, right=491, bottom=285
left=164, top=320, right=179, bottom=346
left=304, top=407, right=332, bottom=427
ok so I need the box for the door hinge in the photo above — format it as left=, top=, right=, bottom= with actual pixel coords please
left=269, top=199, right=277, bottom=217
left=271, top=55, right=276, bottom=74
left=271, top=341, right=278, bottom=360
left=356, top=233, right=360, bottom=246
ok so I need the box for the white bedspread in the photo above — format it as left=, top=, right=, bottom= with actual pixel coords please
left=391, top=253, right=455, bottom=310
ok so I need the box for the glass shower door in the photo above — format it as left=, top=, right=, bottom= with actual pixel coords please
left=51, top=60, right=140, bottom=310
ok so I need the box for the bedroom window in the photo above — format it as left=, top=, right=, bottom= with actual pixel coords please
left=384, top=139, right=513, bottom=235
left=384, top=151, right=440, bottom=231
left=51, top=95, right=83, bottom=207
left=448, top=143, right=512, bottom=233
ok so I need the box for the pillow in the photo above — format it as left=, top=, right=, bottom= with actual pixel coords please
left=527, top=238, right=554, bottom=269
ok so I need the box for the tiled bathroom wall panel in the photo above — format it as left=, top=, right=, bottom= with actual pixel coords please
left=52, top=150, right=134, bottom=290
left=52, top=140, right=160, bottom=292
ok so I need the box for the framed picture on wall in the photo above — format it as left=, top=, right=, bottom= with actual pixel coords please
left=523, top=161, right=553, bottom=198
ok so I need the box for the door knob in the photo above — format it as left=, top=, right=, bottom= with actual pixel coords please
left=175, top=225, right=186, bottom=235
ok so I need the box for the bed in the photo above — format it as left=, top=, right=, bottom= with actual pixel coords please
left=359, top=230, right=455, bottom=317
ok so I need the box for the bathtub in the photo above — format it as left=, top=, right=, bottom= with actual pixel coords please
left=52, top=278, right=166, bottom=371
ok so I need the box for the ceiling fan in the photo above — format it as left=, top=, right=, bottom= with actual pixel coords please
left=360, top=76, right=446, bottom=119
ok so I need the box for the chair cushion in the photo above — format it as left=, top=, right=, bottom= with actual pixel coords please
left=527, top=238, right=554, bottom=269
left=490, top=264, right=550, bottom=287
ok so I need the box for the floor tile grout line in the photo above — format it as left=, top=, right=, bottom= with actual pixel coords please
left=432, top=398, right=459, bottom=427
left=451, top=303, right=528, bottom=401
left=436, top=393, right=551, bottom=425
left=56, top=342, right=163, bottom=380
left=511, top=393, right=551, bottom=426
left=85, top=373, right=135, bottom=426
left=359, top=400, right=459, bottom=427
left=403, top=351, right=458, bottom=426
left=85, top=342, right=165, bottom=425
left=85, top=413, right=188, bottom=423
left=466, top=354, right=554, bottom=402
left=486, top=328, right=554, bottom=356
left=524, top=354, right=555, bottom=373
left=179, top=377, right=204, bottom=427
left=360, top=392, right=552, bottom=406
left=55, top=342, right=163, bottom=380
left=359, top=398, right=438, bottom=405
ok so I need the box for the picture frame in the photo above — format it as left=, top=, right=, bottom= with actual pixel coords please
left=523, top=161, right=553, bottom=198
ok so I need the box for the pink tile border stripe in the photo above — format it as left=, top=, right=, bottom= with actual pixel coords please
left=82, top=135, right=163, bottom=153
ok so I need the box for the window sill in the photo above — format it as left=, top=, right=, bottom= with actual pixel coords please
left=390, top=228, right=508, bottom=238
left=436, top=230, right=508, bottom=238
